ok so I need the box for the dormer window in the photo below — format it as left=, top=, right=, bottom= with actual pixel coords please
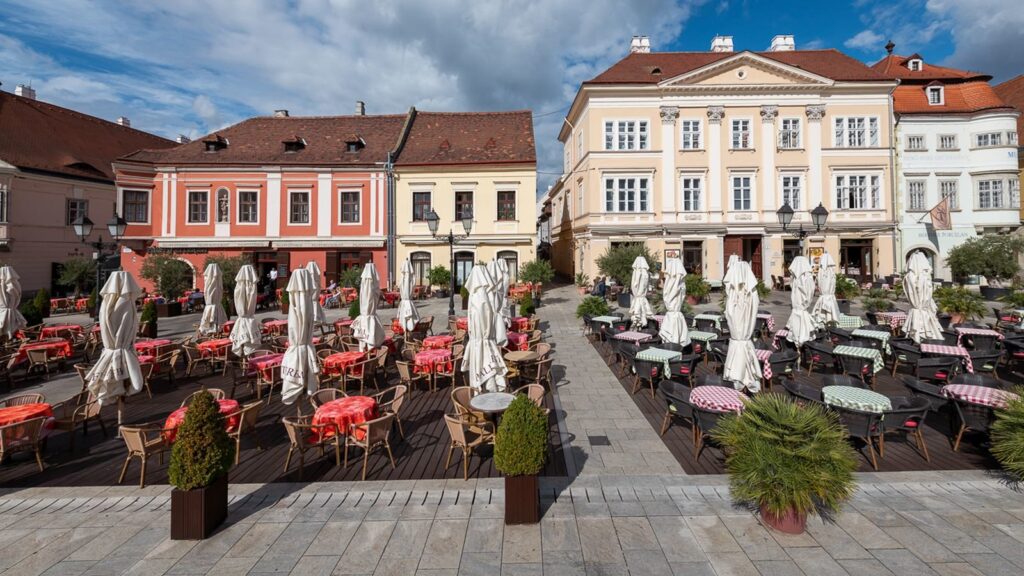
left=344, top=134, right=364, bottom=153
left=908, top=59, right=923, bottom=71
left=203, top=135, right=228, bottom=153
left=282, top=136, right=306, bottom=153
left=927, top=84, right=944, bottom=106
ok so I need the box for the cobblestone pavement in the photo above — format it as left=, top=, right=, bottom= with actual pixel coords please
left=3, top=284, right=1024, bottom=575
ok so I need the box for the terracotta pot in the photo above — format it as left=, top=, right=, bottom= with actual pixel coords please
left=504, top=475, right=539, bottom=525
left=280, top=302, right=290, bottom=315
left=171, top=475, right=228, bottom=540
left=686, top=295, right=700, bottom=305
left=760, top=505, right=806, bottom=534
left=577, top=287, right=588, bottom=296
left=950, top=313, right=964, bottom=324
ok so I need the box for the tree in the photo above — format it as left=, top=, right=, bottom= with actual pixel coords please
left=202, top=254, right=250, bottom=296
left=519, top=260, right=554, bottom=285
left=946, top=235, right=1024, bottom=286
left=339, top=266, right=362, bottom=289
left=596, top=243, right=656, bottom=285
left=140, top=254, right=193, bottom=299
left=57, top=257, right=96, bottom=298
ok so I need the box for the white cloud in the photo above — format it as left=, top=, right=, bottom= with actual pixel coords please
left=844, top=29, right=884, bottom=51
left=926, top=0, right=1024, bottom=82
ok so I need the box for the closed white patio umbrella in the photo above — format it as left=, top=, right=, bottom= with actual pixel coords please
left=87, top=272, right=144, bottom=434
left=0, top=266, right=27, bottom=339
left=198, top=263, right=227, bottom=335
left=785, top=256, right=817, bottom=347
left=903, top=252, right=943, bottom=343
left=487, top=259, right=507, bottom=346
left=723, top=259, right=762, bottom=393
left=280, top=268, right=320, bottom=405
left=658, top=258, right=690, bottom=346
left=496, top=257, right=511, bottom=321
left=812, top=252, right=841, bottom=326
left=351, top=262, right=385, bottom=351
left=306, top=260, right=327, bottom=326
left=230, top=264, right=261, bottom=356
left=462, top=265, right=508, bottom=392
left=629, top=256, right=653, bottom=330
left=397, top=259, right=420, bottom=332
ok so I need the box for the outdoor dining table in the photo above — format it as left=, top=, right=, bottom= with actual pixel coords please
left=690, top=385, right=744, bottom=413
left=222, top=320, right=235, bottom=334
left=197, top=338, right=233, bottom=357
left=249, top=353, right=285, bottom=379
left=941, top=384, right=1020, bottom=410
left=756, top=313, right=775, bottom=332
left=49, top=298, right=68, bottom=310
left=589, top=315, right=622, bottom=326
left=390, top=318, right=405, bottom=335
left=134, top=339, right=173, bottom=356
left=137, top=354, right=155, bottom=365
left=164, top=399, right=240, bottom=442
left=455, top=317, right=468, bottom=331
left=754, top=348, right=774, bottom=380
left=506, top=331, right=529, bottom=351
left=635, top=347, right=681, bottom=373
left=322, top=351, right=367, bottom=377
left=836, top=314, right=864, bottom=329
left=504, top=350, right=539, bottom=367
left=39, top=324, right=83, bottom=340
left=832, top=345, right=885, bottom=374
left=312, top=396, right=378, bottom=441
left=920, top=343, right=975, bottom=373
left=692, top=313, right=723, bottom=330
left=264, top=319, right=289, bottom=334
left=14, top=340, right=73, bottom=364
left=954, top=327, right=1004, bottom=347
left=381, top=291, right=400, bottom=306
left=772, top=329, right=790, bottom=349
left=422, top=335, right=453, bottom=350
left=0, top=403, right=53, bottom=427
left=612, top=330, right=653, bottom=346
left=470, top=392, right=516, bottom=417
left=875, top=311, right=908, bottom=332
left=414, top=349, right=453, bottom=375
left=75, top=298, right=89, bottom=312
left=852, top=329, right=892, bottom=354
left=509, top=316, right=530, bottom=331
left=822, top=385, right=892, bottom=413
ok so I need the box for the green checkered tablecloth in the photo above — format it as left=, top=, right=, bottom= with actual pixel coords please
left=833, top=345, right=884, bottom=374
left=591, top=315, right=622, bottom=325
left=852, top=329, right=892, bottom=354
left=836, top=314, right=864, bottom=329
left=823, top=385, right=892, bottom=413
left=635, top=347, right=683, bottom=373
left=692, top=313, right=723, bottom=330
left=688, top=331, right=718, bottom=342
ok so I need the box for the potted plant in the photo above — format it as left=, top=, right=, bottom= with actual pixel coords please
left=428, top=266, right=451, bottom=298
left=139, top=301, right=159, bottom=338
left=576, top=296, right=611, bottom=319
left=860, top=288, right=895, bottom=313
left=520, top=260, right=555, bottom=305
left=87, top=287, right=99, bottom=317
left=711, top=395, right=857, bottom=534
left=33, top=288, right=51, bottom=319
left=460, top=285, right=469, bottom=311
left=574, top=272, right=591, bottom=296
left=280, top=290, right=290, bottom=314
left=348, top=297, right=360, bottom=319
left=140, top=254, right=191, bottom=317
left=755, top=279, right=771, bottom=301
left=168, top=391, right=234, bottom=539
left=596, top=243, right=655, bottom=309
left=494, top=395, right=548, bottom=524
left=519, top=293, right=536, bottom=317
left=991, top=387, right=1024, bottom=482
left=685, top=274, right=710, bottom=305
left=19, top=302, right=43, bottom=327
left=834, top=274, right=860, bottom=314
left=935, top=286, right=986, bottom=324
left=947, top=235, right=1024, bottom=300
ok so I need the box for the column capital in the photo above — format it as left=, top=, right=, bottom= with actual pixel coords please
left=707, top=106, right=725, bottom=124
left=805, top=104, right=827, bottom=121
left=659, top=106, right=680, bottom=125
left=760, top=105, right=778, bottom=123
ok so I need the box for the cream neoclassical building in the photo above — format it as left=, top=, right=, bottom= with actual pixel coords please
left=550, top=35, right=899, bottom=286
left=394, top=111, right=537, bottom=288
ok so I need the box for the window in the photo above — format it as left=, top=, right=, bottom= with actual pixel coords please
left=497, top=191, right=516, bottom=221
left=976, top=132, right=1002, bottom=147
left=681, top=177, right=701, bottom=211
left=680, top=120, right=702, bottom=149
left=939, top=134, right=958, bottom=150
left=731, top=175, right=752, bottom=211
left=1010, top=131, right=1019, bottom=146
left=455, top=191, right=474, bottom=219
left=731, top=119, right=751, bottom=149
left=576, top=131, right=583, bottom=161
left=939, top=180, right=959, bottom=210
left=906, top=135, right=926, bottom=151
left=410, top=252, right=431, bottom=286
left=498, top=250, right=519, bottom=283
left=339, top=190, right=360, bottom=223
left=909, top=59, right=922, bottom=71
left=682, top=241, right=702, bottom=274
left=781, top=175, right=801, bottom=209
left=188, top=190, right=208, bottom=223
left=978, top=180, right=1004, bottom=209
left=412, top=192, right=431, bottom=221
left=834, top=117, right=879, bottom=148
left=835, top=174, right=882, bottom=210
left=1011, top=179, right=1020, bottom=208
left=927, top=86, right=944, bottom=105
left=907, top=180, right=926, bottom=211
left=603, top=120, right=649, bottom=151
left=215, top=188, right=230, bottom=223
left=238, top=190, right=258, bottom=223
left=289, top=190, right=310, bottom=224
left=563, top=148, right=570, bottom=174
left=65, top=198, right=88, bottom=226
left=603, top=177, right=649, bottom=212
left=123, top=190, right=148, bottom=223
left=0, top=183, right=8, bottom=223
left=779, top=118, right=801, bottom=149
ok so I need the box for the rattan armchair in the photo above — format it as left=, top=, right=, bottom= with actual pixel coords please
left=0, top=416, right=47, bottom=471
left=281, top=416, right=341, bottom=480
left=179, top=388, right=226, bottom=408
left=373, top=384, right=408, bottom=439
left=0, top=393, right=45, bottom=407
left=227, top=401, right=265, bottom=465
left=50, top=391, right=106, bottom=453
left=443, top=413, right=495, bottom=480
left=344, top=413, right=397, bottom=481
left=117, top=422, right=172, bottom=488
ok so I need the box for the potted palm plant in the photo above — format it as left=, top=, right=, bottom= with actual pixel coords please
left=935, top=286, right=986, bottom=324
left=834, top=274, right=860, bottom=314
left=685, top=274, right=710, bottom=305
left=575, top=273, right=591, bottom=296
left=279, top=290, right=289, bottom=314
left=711, top=395, right=857, bottom=534
left=991, top=388, right=1024, bottom=482
left=169, top=391, right=234, bottom=539
left=494, top=395, right=548, bottom=524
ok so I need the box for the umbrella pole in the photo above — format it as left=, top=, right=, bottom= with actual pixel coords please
left=116, top=396, right=124, bottom=438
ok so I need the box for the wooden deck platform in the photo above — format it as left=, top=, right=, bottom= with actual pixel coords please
left=0, top=368, right=566, bottom=487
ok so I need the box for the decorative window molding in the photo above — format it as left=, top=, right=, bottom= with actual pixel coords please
left=834, top=173, right=882, bottom=210
left=603, top=175, right=650, bottom=213
left=779, top=118, right=801, bottom=149
left=288, top=189, right=311, bottom=224
left=731, top=118, right=752, bottom=150
left=338, top=189, right=361, bottom=224
left=237, top=189, right=259, bottom=224
left=680, top=176, right=702, bottom=211
left=975, top=132, right=1003, bottom=148
left=122, top=189, right=150, bottom=224
left=780, top=174, right=802, bottom=209
left=907, top=179, right=927, bottom=211
left=833, top=117, right=880, bottom=148
left=927, top=85, right=944, bottom=106
left=978, top=179, right=1005, bottom=209
left=938, top=134, right=958, bottom=150
left=680, top=119, right=702, bottom=150
left=939, top=179, right=959, bottom=210
left=906, top=135, right=926, bottom=151
left=730, top=173, right=755, bottom=211
left=603, top=120, right=650, bottom=151
left=65, top=198, right=88, bottom=226
left=187, top=189, right=209, bottom=224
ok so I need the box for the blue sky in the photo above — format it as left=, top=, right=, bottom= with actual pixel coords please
left=1, top=1, right=1020, bottom=195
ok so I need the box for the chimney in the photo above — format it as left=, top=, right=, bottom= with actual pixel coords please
left=273, top=109, right=289, bottom=118
left=116, top=116, right=131, bottom=127
left=710, top=35, right=734, bottom=52
left=355, top=101, right=366, bottom=115
left=629, top=35, right=651, bottom=54
left=14, top=84, right=36, bottom=100
left=769, top=35, right=795, bottom=52
left=176, top=134, right=191, bottom=144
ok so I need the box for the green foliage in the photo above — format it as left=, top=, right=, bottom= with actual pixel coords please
left=947, top=235, right=1024, bottom=284
left=348, top=297, right=361, bottom=319
left=576, top=296, right=611, bottom=318
left=685, top=274, right=711, bottom=301
left=494, top=395, right=548, bottom=477
left=19, top=302, right=42, bottom=327
left=87, top=287, right=98, bottom=311
left=999, top=291, right=1024, bottom=309
left=710, top=395, right=858, bottom=518
left=834, top=274, right=861, bottom=300
left=460, top=285, right=469, bottom=302
left=339, top=267, right=363, bottom=289
left=519, top=293, right=536, bottom=317
left=280, top=290, right=289, bottom=307
left=574, top=272, right=590, bottom=287
left=203, top=254, right=250, bottom=296
left=519, top=260, right=554, bottom=285
left=755, top=279, right=771, bottom=300
left=32, top=288, right=49, bottom=315
left=596, top=243, right=656, bottom=285
left=57, top=257, right=96, bottom=298
left=934, top=286, right=986, bottom=319
left=991, top=387, right=1024, bottom=482
left=168, top=391, right=235, bottom=491
left=140, top=254, right=193, bottom=299
left=427, top=265, right=451, bottom=288
left=861, top=288, right=896, bottom=313
left=140, top=301, right=158, bottom=326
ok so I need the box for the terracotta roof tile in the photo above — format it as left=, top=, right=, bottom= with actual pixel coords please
left=870, top=54, right=988, bottom=81
left=396, top=110, right=535, bottom=166
left=0, top=91, right=174, bottom=181
left=891, top=82, right=1011, bottom=114
left=994, top=75, right=1024, bottom=136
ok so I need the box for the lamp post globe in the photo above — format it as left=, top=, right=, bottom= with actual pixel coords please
left=461, top=211, right=473, bottom=235
left=73, top=215, right=94, bottom=241
left=776, top=202, right=794, bottom=231
left=425, top=209, right=440, bottom=236
left=811, top=203, right=829, bottom=231
left=107, top=214, right=128, bottom=240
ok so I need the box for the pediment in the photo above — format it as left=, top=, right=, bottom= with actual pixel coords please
left=659, top=52, right=834, bottom=88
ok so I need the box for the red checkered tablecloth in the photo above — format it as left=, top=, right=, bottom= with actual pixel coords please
left=249, top=353, right=285, bottom=380
left=690, top=385, right=745, bottom=413
left=755, top=348, right=774, bottom=380
left=772, top=329, right=790, bottom=350
left=955, top=327, right=1004, bottom=347
left=510, top=317, right=530, bottom=331
left=134, top=339, right=173, bottom=356
left=612, top=331, right=652, bottom=345
left=414, top=349, right=452, bottom=374
left=876, top=311, right=908, bottom=331
left=756, top=314, right=775, bottom=333
left=164, top=399, right=239, bottom=442
left=422, top=335, right=453, bottom=350
left=14, top=340, right=73, bottom=364
left=920, top=343, right=974, bottom=373
left=264, top=319, right=289, bottom=334
left=506, top=331, right=529, bottom=351
left=197, top=338, right=233, bottom=357
left=312, top=396, right=377, bottom=441
left=322, top=351, right=366, bottom=377
left=40, top=324, right=83, bottom=340
left=942, top=384, right=1020, bottom=409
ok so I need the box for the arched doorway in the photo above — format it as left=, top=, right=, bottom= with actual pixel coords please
left=906, top=247, right=936, bottom=270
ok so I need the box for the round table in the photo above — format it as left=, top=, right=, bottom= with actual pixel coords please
left=414, top=349, right=452, bottom=374
left=423, top=335, right=453, bottom=350
left=197, top=338, right=233, bottom=356
left=15, top=340, right=73, bottom=364
left=322, top=351, right=367, bottom=376
left=40, top=325, right=83, bottom=339
left=942, top=384, right=1020, bottom=410
left=249, top=353, right=285, bottom=380
left=690, top=386, right=745, bottom=413
left=0, top=403, right=53, bottom=427
left=822, top=385, right=892, bottom=413
left=506, top=332, right=529, bottom=351
left=504, top=350, right=539, bottom=364
left=313, top=396, right=377, bottom=440
left=134, top=339, right=173, bottom=356
left=470, top=392, right=516, bottom=415
left=164, top=399, right=239, bottom=442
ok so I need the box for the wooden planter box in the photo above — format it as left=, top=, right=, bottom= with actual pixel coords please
left=171, top=475, right=228, bottom=540
left=837, top=299, right=852, bottom=314
left=617, top=293, right=631, bottom=309
left=156, top=302, right=182, bottom=318
left=280, top=302, right=289, bottom=315
left=139, top=321, right=158, bottom=339
left=504, top=475, right=539, bottom=525
left=980, top=286, right=1011, bottom=301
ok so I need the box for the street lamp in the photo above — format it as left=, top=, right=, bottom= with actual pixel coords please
left=776, top=202, right=828, bottom=250
left=72, top=208, right=127, bottom=316
left=426, top=208, right=473, bottom=316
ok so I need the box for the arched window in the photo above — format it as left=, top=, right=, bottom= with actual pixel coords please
left=410, top=251, right=431, bottom=287
left=216, top=188, right=230, bottom=223
left=454, top=251, right=475, bottom=288
left=497, top=250, right=519, bottom=283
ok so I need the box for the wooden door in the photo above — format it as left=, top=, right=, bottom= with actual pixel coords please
left=749, top=239, right=763, bottom=279
left=724, top=236, right=743, bottom=261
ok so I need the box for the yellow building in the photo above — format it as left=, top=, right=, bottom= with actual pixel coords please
left=550, top=35, right=899, bottom=286
left=394, top=111, right=537, bottom=287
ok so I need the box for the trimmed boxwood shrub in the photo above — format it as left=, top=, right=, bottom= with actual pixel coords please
left=494, top=395, right=548, bottom=477
left=19, top=302, right=42, bottom=327
left=348, top=297, right=361, bottom=319
left=140, top=301, right=158, bottom=329
left=168, top=391, right=235, bottom=491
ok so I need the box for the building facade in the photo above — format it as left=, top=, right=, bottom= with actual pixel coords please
left=550, top=35, right=899, bottom=285
left=993, top=74, right=1024, bottom=221
left=0, top=86, right=173, bottom=292
left=874, top=48, right=1020, bottom=280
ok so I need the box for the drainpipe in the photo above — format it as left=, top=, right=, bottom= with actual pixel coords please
left=385, top=151, right=396, bottom=286
left=888, top=79, right=901, bottom=275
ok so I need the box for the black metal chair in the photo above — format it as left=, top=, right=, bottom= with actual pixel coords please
left=709, top=342, right=729, bottom=370
left=951, top=373, right=1002, bottom=389
left=631, top=357, right=663, bottom=398
left=692, top=405, right=728, bottom=461
left=667, top=354, right=701, bottom=387
left=836, top=351, right=876, bottom=389
left=660, top=342, right=687, bottom=353
left=915, top=356, right=961, bottom=385
left=830, top=404, right=882, bottom=470
left=827, top=327, right=854, bottom=346
left=614, top=341, right=640, bottom=379
left=949, top=397, right=997, bottom=452
left=658, top=380, right=694, bottom=438
left=968, top=350, right=1003, bottom=380
left=694, top=317, right=719, bottom=333
left=878, top=396, right=931, bottom=462
left=822, top=374, right=867, bottom=389
left=939, top=330, right=960, bottom=347
left=803, top=341, right=838, bottom=375
left=890, top=341, right=921, bottom=376
left=782, top=379, right=824, bottom=407
left=694, top=374, right=725, bottom=387
left=767, top=351, right=799, bottom=389
left=963, top=332, right=1001, bottom=352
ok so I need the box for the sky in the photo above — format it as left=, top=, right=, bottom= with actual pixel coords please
left=2, top=0, right=1023, bottom=197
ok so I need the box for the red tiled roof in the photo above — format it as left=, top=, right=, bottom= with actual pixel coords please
left=891, top=82, right=1012, bottom=114
left=122, top=114, right=409, bottom=167
left=586, top=49, right=892, bottom=84
left=0, top=91, right=173, bottom=182
left=396, top=110, right=535, bottom=166
left=994, top=75, right=1024, bottom=137
left=870, top=54, right=989, bottom=82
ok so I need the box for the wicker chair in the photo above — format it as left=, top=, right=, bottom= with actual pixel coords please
left=281, top=416, right=341, bottom=480
left=50, top=391, right=106, bottom=453
left=451, top=386, right=487, bottom=426
left=0, top=393, right=45, bottom=407
left=117, top=423, right=172, bottom=488
left=890, top=341, right=921, bottom=376
left=179, top=388, right=226, bottom=408
left=396, top=360, right=429, bottom=396
left=631, top=357, right=663, bottom=398
left=830, top=404, right=882, bottom=470
left=373, top=384, right=408, bottom=439
left=309, top=388, right=347, bottom=409
left=666, top=354, right=700, bottom=387
left=782, top=380, right=824, bottom=407
left=658, top=379, right=694, bottom=438
left=691, top=406, right=727, bottom=460
left=915, top=356, right=961, bottom=385
left=26, top=347, right=62, bottom=379
left=968, top=350, right=1003, bottom=380
left=949, top=397, right=997, bottom=452
left=514, top=383, right=546, bottom=408
left=343, top=357, right=378, bottom=395
left=0, top=416, right=47, bottom=471
left=443, top=413, right=495, bottom=480
left=344, top=413, right=397, bottom=481
left=767, top=351, right=799, bottom=389
left=803, top=341, right=837, bottom=375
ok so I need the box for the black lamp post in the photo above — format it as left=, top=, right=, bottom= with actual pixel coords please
left=777, top=202, right=829, bottom=250
left=425, top=208, right=473, bottom=317
left=72, top=209, right=127, bottom=316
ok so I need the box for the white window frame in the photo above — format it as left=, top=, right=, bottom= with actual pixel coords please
left=602, top=175, right=651, bottom=213
left=833, top=116, right=880, bottom=148
left=680, top=175, right=702, bottom=212
left=680, top=119, right=702, bottom=150
left=337, top=188, right=362, bottom=225
left=778, top=118, right=801, bottom=149
left=0, top=183, right=8, bottom=224
left=906, top=135, right=926, bottom=151
left=907, top=179, right=927, bottom=211
left=834, top=173, right=883, bottom=210
left=121, top=188, right=150, bottom=224
left=977, top=179, right=1004, bottom=209
left=975, top=132, right=1003, bottom=148
left=1010, top=178, right=1020, bottom=209
left=731, top=118, right=752, bottom=150
left=730, top=173, right=755, bottom=211
left=186, top=189, right=209, bottom=225
left=288, top=188, right=312, bottom=225
left=938, top=134, right=958, bottom=150
left=927, top=86, right=944, bottom=106
left=908, top=59, right=923, bottom=71
left=236, top=189, right=260, bottom=225
left=576, top=130, right=583, bottom=161
left=939, top=179, right=960, bottom=210
left=603, top=119, right=650, bottom=151
left=65, top=198, right=88, bottom=226
left=563, top=147, right=570, bottom=174
left=780, top=173, right=802, bottom=210
left=1009, top=131, right=1019, bottom=146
